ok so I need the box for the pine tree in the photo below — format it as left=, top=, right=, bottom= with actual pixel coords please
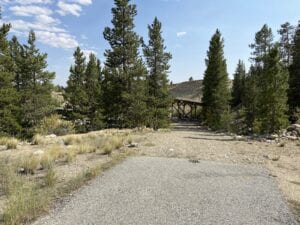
left=64, top=47, right=89, bottom=132
left=85, top=53, right=104, bottom=130
left=202, top=30, right=231, bottom=130
left=289, top=22, right=300, bottom=112
left=278, top=22, right=295, bottom=68
left=249, top=24, right=273, bottom=66
left=255, top=46, right=289, bottom=133
left=0, top=23, right=21, bottom=136
left=243, top=66, right=259, bottom=132
left=17, top=31, right=55, bottom=135
left=9, top=36, right=23, bottom=92
left=103, top=0, right=147, bottom=128
left=143, top=17, right=172, bottom=129
left=231, top=60, right=246, bottom=108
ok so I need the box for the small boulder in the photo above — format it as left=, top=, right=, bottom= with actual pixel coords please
left=33, top=150, right=44, bottom=156
left=128, top=143, right=138, bottom=148
left=45, top=134, right=57, bottom=138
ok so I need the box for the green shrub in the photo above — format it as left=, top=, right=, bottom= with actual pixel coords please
left=35, top=114, right=75, bottom=136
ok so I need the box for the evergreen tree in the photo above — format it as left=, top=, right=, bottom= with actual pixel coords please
left=243, top=66, right=259, bottom=132
left=289, top=22, right=300, bottom=112
left=85, top=53, right=104, bottom=130
left=64, top=47, right=89, bottom=132
left=278, top=22, right=295, bottom=68
left=18, top=31, right=56, bottom=135
left=0, top=23, right=21, bottom=136
left=231, top=60, right=246, bottom=108
left=250, top=24, right=273, bottom=66
left=103, top=0, right=147, bottom=128
left=9, top=36, right=23, bottom=91
left=143, top=17, right=172, bottom=129
left=202, top=30, right=231, bottom=130
left=255, top=46, right=289, bottom=133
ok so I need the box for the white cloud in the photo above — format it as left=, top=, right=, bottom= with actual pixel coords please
left=10, top=5, right=52, bottom=16
left=35, top=30, right=78, bottom=48
left=82, top=49, right=97, bottom=59
left=176, top=31, right=187, bottom=37
left=35, top=14, right=59, bottom=25
left=71, top=0, right=92, bottom=6
left=15, top=0, right=52, bottom=4
left=10, top=19, right=65, bottom=33
left=57, top=1, right=82, bottom=16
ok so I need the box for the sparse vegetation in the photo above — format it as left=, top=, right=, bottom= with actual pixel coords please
left=32, top=134, right=47, bottom=145
left=35, top=114, right=75, bottom=136
left=0, top=137, right=19, bottom=149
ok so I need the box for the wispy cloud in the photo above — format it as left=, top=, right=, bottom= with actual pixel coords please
left=57, top=1, right=82, bottom=16
left=10, top=5, right=53, bottom=16
left=177, top=31, right=187, bottom=37
left=2, top=0, right=92, bottom=49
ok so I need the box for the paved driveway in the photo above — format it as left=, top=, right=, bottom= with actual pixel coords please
left=34, top=157, right=298, bottom=225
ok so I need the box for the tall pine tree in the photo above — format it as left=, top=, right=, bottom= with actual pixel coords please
left=231, top=60, right=246, bottom=108
left=64, top=47, right=89, bottom=132
left=0, top=23, right=21, bottom=136
left=255, top=46, right=289, bottom=133
left=103, top=0, right=147, bottom=128
left=289, top=22, right=300, bottom=113
left=278, top=22, right=295, bottom=68
left=85, top=53, right=104, bottom=130
left=18, top=31, right=56, bottom=135
left=143, top=17, right=172, bottom=129
left=202, top=30, right=231, bottom=130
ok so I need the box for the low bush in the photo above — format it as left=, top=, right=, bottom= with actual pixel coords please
left=35, top=114, right=75, bottom=136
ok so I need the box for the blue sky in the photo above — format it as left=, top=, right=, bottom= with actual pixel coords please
left=1, top=0, right=300, bottom=85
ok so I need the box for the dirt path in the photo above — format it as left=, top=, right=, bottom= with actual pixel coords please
left=33, top=123, right=300, bottom=225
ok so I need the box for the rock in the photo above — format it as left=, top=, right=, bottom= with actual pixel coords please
left=128, top=143, right=138, bottom=148
left=169, top=148, right=174, bottom=152
left=287, top=136, right=298, bottom=141
left=234, top=135, right=244, bottom=141
left=17, top=167, right=25, bottom=174
left=46, top=134, right=57, bottom=138
left=33, top=150, right=44, bottom=156
left=271, top=155, right=280, bottom=161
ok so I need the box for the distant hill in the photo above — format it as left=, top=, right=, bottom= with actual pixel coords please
left=169, top=80, right=203, bottom=101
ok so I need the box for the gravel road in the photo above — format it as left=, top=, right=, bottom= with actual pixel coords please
left=34, top=156, right=298, bottom=225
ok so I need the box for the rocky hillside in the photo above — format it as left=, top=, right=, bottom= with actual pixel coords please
left=169, top=80, right=203, bottom=101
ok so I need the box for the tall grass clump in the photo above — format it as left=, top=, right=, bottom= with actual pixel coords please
left=32, top=134, right=47, bottom=145
left=3, top=183, right=51, bottom=225
left=63, top=135, right=82, bottom=146
left=0, top=137, right=19, bottom=149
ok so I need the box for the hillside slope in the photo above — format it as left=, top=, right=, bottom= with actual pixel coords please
left=170, top=80, right=203, bottom=101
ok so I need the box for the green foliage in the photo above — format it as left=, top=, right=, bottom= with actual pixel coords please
left=231, top=60, right=246, bottom=108
left=202, top=30, right=231, bottom=130
left=64, top=47, right=89, bottom=132
left=278, top=22, right=295, bottom=67
left=102, top=0, right=148, bottom=128
left=16, top=31, right=56, bottom=136
left=35, top=114, right=75, bottom=136
left=0, top=24, right=21, bottom=136
left=143, top=17, right=172, bottom=129
left=65, top=49, right=104, bottom=132
left=85, top=54, right=104, bottom=131
left=289, top=22, right=300, bottom=112
left=255, top=46, right=289, bottom=133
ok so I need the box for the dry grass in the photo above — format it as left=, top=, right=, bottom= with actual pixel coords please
left=0, top=137, right=19, bottom=149
left=0, top=129, right=139, bottom=225
left=32, top=134, right=47, bottom=145
left=63, top=135, right=82, bottom=146
left=19, top=154, right=40, bottom=174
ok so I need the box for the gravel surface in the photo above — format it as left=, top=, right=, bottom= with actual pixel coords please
left=34, top=156, right=298, bottom=225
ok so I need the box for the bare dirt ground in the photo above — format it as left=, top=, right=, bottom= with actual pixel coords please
left=137, top=122, right=300, bottom=221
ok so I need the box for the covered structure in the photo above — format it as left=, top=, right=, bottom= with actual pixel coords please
left=172, top=98, right=203, bottom=121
